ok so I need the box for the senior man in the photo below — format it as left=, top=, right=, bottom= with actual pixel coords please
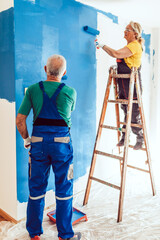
left=16, top=55, right=81, bottom=240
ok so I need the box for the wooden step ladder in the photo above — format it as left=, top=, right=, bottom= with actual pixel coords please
left=83, top=66, right=156, bottom=222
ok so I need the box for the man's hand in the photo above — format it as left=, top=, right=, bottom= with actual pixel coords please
left=23, top=136, right=31, bottom=149
left=94, top=39, right=105, bottom=49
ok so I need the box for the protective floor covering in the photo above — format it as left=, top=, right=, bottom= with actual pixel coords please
left=0, top=156, right=160, bottom=240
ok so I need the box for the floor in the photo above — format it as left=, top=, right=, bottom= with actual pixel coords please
left=0, top=150, right=160, bottom=240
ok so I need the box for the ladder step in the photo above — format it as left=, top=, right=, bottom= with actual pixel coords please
left=101, top=124, right=126, bottom=132
left=108, top=99, right=138, bottom=104
left=120, top=121, right=142, bottom=128
left=129, top=145, right=146, bottom=151
left=111, top=73, right=131, bottom=79
left=120, top=163, right=149, bottom=173
left=95, top=150, right=123, bottom=161
left=90, top=176, right=120, bottom=190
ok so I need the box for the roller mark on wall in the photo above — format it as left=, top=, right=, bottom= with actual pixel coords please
left=142, top=31, right=151, bottom=61
left=152, top=49, right=156, bottom=88
left=98, top=11, right=118, bottom=24
left=153, top=49, right=155, bottom=56
left=28, top=0, right=35, bottom=3
left=152, top=49, right=155, bottom=80
left=76, top=0, right=118, bottom=24
left=85, top=8, right=118, bottom=24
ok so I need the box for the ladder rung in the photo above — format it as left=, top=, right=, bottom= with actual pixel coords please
left=108, top=99, right=138, bottom=104
left=129, top=145, right=146, bottom=151
left=101, top=124, right=126, bottom=132
left=120, top=163, right=149, bottom=173
left=111, top=73, right=131, bottom=79
left=120, top=121, right=142, bottom=129
left=90, top=176, right=120, bottom=190
left=95, top=150, right=123, bottom=161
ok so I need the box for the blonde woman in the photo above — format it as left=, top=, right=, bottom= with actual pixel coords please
left=95, top=21, right=144, bottom=150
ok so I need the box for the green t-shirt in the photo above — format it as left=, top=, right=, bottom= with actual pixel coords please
left=18, top=81, right=77, bottom=127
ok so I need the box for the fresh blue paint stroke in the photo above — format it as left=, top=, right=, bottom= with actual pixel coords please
left=153, top=49, right=155, bottom=56
left=152, top=49, right=155, bottom=81
left=101, top=11, right=118, bottom=24
left=142, top=31, right=151, bottom=60
left=0, top=8, right=15, bottom=101
left=14, top=0, right=97, bottom=202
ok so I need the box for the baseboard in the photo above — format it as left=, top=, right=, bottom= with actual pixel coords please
left=0, top=203, right=56, bottom=224
left=0, top=208, right=18, bottom=224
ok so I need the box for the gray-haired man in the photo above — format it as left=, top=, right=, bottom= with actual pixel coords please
left=16, top=55, right=81, bottom=240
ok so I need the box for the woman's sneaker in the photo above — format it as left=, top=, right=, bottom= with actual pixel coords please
left=116, top=137, right=125, bottom=147
left=133, top=141, right=143, bottom=150
left=59, top=232, right=81, bottom=240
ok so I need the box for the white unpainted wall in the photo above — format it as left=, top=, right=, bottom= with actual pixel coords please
left=76, top=0, right=160, bottom=28
left=0, top=0, right=13, bottom=12
left=0, top=99, right=17, bottom=220
left=0, top=0, right=17, bottom=221
left=94, top=13, right=160, bottom=189
left=149, top=28, right=160, bottom=158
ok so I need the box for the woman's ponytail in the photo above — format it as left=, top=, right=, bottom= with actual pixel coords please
left=130, top=21, right=145, bottom=47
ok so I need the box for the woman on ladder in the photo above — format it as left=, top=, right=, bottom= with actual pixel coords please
left=95, top=21, right=144, bottom=150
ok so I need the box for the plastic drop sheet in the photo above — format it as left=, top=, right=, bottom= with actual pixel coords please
left=1, top=154, right=160, bottom=240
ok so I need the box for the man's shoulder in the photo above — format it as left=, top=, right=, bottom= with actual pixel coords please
left=63, top=84, right=77, bottom=96
left=27, top=82, right=40, bottom=93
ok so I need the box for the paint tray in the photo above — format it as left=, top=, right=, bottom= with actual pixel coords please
left=47, top=207, right=88, bottom=225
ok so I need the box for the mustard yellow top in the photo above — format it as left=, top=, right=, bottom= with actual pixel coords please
left=124, top=40, right=142, bottom=69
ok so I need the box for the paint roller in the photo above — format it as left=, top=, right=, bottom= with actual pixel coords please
left=83, top=26, right=100, bottom=36
left=83, top=26, right=100, bottom=49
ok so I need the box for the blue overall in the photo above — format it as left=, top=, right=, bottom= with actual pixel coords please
left=26, top=81, right=74, bottom=239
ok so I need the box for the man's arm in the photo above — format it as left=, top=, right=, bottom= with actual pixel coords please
left=16, top=113, right=31, bottom=149
left=16, top=113, right=28, bottom=138
left=71, top=89, right=77, bottom=112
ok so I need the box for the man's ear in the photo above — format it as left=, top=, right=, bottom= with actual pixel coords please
left=63, top=70, right=67, bottom=76
left=44, top=65, right=47, bottom=73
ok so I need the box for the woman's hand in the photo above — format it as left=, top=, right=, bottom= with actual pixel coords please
left=94, top=39, right=105, bottom=49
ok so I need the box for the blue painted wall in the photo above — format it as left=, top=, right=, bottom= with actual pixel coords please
left=14, top=0, right=97, bottom=202
left=0, top=0, right=152, bottom=204
left=142, top=31, right=151, bottom=60
left=0, top=8, right=15, bottom=101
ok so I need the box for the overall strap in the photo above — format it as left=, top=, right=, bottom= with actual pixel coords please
left=51, top=83, right=65, bottom=102
left=39, top=81, right=45, bottom=93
